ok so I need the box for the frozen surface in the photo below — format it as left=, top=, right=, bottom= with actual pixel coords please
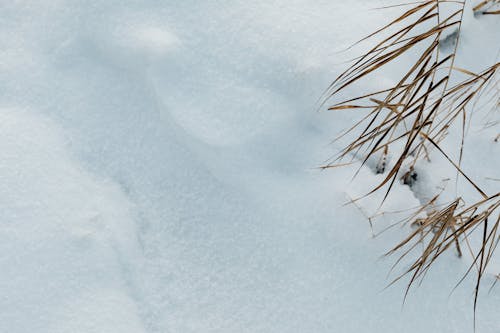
left=0, top=1, right=498, bottom=332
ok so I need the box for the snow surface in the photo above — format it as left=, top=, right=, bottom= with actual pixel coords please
left=0, top=1, right=498, bottom=332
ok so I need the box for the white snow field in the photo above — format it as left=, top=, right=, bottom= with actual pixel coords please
left=0, top=1, right=498, bottom=332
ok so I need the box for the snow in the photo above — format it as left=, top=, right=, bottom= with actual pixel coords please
left=0, top=1, right=498, bottom=332
left=0, top=110, right=144, bottom=332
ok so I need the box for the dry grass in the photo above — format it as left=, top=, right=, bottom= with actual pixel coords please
left=323, top=0, right=499, bottom=317
left=473, top=0, right=500, bottom=15
left=386, top=195, right=499, bottom=309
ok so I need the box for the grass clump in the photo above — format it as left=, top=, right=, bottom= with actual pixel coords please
left=323, top=0, right=499, bottom=320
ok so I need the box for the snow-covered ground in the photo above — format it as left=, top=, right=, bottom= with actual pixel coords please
left=0, top=1, right=498, bottom=332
